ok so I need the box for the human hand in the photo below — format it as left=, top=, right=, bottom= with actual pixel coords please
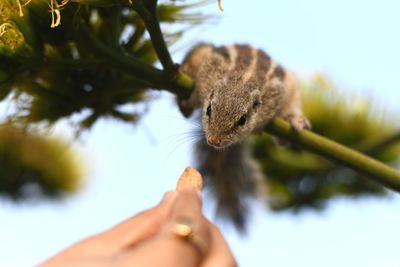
left=39, top=188, right=236, bottom=267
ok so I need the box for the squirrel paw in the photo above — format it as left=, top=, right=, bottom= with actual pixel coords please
left=177, top=98, right=194, bottom=118
left=283, top=113, right=311, bottom=133
left=275, top=114, right=310, bottom=147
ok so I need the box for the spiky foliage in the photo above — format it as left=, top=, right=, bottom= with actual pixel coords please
left=0, top=0, right=211, bottom=127
left=0, top=123, right=84, bottom=200
left=252, top=75, right=400, bottom=212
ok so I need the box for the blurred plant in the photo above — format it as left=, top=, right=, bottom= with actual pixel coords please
left=252, top=75, right=400, bottom=212
left=0, top=123, right=84, bottom=200
left=0, top=0, right=211, bottom=128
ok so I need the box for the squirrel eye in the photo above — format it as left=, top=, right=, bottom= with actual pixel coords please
left=206, top=105, right=211, bottom=117
left=237, top=114, right=247, bottom=126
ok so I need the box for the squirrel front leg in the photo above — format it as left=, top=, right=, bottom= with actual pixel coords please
left=178, top=44, right=215, bottom=117
left=279, top=71, right=311, bottom=131
left=178, top=53, right=226, bottom=117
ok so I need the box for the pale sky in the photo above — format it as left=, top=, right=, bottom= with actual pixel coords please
left=1, top=0, right=400, bottom=266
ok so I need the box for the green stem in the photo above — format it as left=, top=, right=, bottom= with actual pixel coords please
left=133, top=0, right=176, bottom=74
left=266, top=118, right=400, bottom=192
left=174, top=70, right=195, bottom=93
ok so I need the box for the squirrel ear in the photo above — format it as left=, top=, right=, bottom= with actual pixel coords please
left=251, top=90, right=261, bottom=111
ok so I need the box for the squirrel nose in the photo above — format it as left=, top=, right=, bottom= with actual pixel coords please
left=207, top=135, right=222, bottom=146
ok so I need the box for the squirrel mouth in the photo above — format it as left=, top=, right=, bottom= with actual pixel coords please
left=206, top=136, right=230, bottom=149
left=206, top=135, right=223, bottom=148
left=209, top=143, right=225, bottom=150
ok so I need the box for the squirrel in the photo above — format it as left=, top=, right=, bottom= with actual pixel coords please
left=178, top=43, right=310, bottom=229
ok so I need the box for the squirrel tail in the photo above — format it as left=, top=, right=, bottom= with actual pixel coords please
left=195, top=137, right=263, bottom=231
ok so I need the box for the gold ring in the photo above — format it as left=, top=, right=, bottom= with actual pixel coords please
left=170, top=220, right=208, bottom=256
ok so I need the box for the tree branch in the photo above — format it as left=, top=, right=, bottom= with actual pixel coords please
left=132, top=0, right=176, bottom=74
left=265, top=118, right=400, bottom=192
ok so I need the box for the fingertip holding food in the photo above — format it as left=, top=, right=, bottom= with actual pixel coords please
left=176, top=167, right=203, bottom=192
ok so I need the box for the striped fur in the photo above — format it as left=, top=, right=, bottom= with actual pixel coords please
left=181, top=44, right=309, bottom=142
left=179, top=44, right=309, bottom=229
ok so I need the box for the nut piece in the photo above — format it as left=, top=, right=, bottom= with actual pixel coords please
left=176, top=167, right=203, bottom=191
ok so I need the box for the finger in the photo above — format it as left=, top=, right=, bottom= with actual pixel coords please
left=99, top=191, right=178, bottom=249
left=170, top=188, right=203, bottom=221
left=163, top=188, right=210, bottom=263
left=200, top=220, right=237, bottom=267
left=122, top=188, right=211, bottom=267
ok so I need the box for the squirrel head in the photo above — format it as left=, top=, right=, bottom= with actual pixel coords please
left=202, top=77, right=262, bottom=148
